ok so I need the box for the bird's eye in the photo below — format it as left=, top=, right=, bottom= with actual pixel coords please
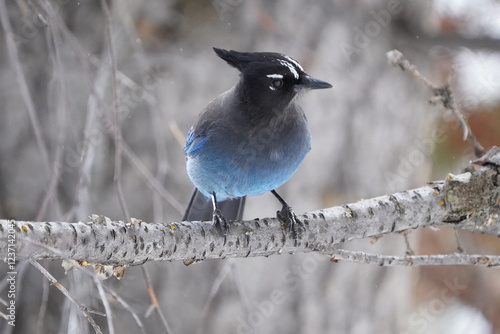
left=271, top=79, right=283, bottom=89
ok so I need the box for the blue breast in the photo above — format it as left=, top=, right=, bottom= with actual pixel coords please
left=185, top=120, right=311, bottom=201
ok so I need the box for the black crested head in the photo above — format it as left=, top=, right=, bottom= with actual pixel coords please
left=213, top=47, right=332, bottom=112
left=213, top=48, right=304, bottom=80
left=213, top=48, right=300, bottom=72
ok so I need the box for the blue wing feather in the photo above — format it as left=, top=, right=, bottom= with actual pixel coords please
left=184, top=127, right=207, bottom=156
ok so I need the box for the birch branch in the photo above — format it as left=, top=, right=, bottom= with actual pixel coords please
left=1, top=147, right=499, bottom=267
left=328, top=249, right=500, bottom=267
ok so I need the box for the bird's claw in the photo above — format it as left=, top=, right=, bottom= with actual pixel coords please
left=277, top=205, right=303, bottom=245
left=213, top=209, right=228, bottom=237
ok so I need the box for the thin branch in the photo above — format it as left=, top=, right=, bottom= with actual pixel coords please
left=100, top=284, right=147, bottom=334
left=94, top=277, right=115, bottom=334
left=196, top=261, right=233, bottom=334
left=61, top=18, right=107, bottom=222
left=454, top=229, right=465, bottom=253
left=228, top=260, right=251, bottom=317
left=31, top=5, right=182, bottom=218
left=122, top=143, right=184, bottom=214
left=113, top=2, right=171, bottom=222
left=34, top=1, right=67, bottom=221
left=386, top=50, right=435, bottom=89
left=387, top=49, right=485, bottom=157
left=0, top=0, right=51, bottom=176
left=141, top=266, right=173, bottom=334
left=29, top=260, right=104, bottom=334
left=329, top=249, right=500, bottom=267
left=100, top=0, right=130, bottom=222
left=401, top=231, right=414, bottom=256
left=36, top=275, right=50, bottom=334
left=64, top=258, right=147, bottom=333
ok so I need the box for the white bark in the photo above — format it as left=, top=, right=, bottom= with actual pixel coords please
left=2, top=147, right=498, bottom=266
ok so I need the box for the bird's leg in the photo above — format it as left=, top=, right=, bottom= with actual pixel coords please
left=271, top=190, right=303, bottom=244
left=211, top=192, right=228, bottom=236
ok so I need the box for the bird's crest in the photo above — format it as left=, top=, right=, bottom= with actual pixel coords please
left=213, top=48, right=304, bottom=80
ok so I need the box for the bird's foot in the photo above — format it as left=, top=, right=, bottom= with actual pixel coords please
left=213, top=209, right=229, bottom=238
left=277, top=205, right=303, bottom=246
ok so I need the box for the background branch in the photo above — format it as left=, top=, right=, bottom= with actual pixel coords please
left=329, top=249, right=500, bottom=267
left=387, top=49, right=486, bottom=157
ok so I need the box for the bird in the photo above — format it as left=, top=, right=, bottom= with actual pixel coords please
left=183, top=48, right=332, bottom=239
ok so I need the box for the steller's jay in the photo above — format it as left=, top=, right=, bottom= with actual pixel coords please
left=183, top=48, right=331, bottom=238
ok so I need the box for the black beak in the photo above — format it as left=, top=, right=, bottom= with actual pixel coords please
left=297, top=74, right=333, bottom=90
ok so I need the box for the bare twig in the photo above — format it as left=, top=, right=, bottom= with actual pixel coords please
left=101, top=285, right=147, bottom=334
left=32, top=6, right=182, bottom=219
left=29, top=260, right=104, bottom=334
left=387, top=49, right=485, bottom=157
left=386, top=50, right=435, bottom=89
left=229, top=260, right=251, bottom=317
left=65, top=257, right=147, bottom=333
left=401, top=231, right=415, bottom=256
left=94, top=277, right=115, bottom=334
left=0, top=0, right=51, bottom=176
left=329, top=249, right=500, bottom=267
left=36, top=276, right=50, bottom=334
left=196, top=261, right=233, bottom=334
left=33, top=1, right=67, bottom=221
left=122, top=143, right=184, bottom=213
left=141, top=267, right=173, bottom=334
left=100, top=0, right=130, bottom=222
left=454, top=229, right=465, bottom=253
left=112, top=2, right=171, bottom=222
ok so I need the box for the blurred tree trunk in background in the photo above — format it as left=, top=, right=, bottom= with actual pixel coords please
left=0, top=1, right=497, bottom=333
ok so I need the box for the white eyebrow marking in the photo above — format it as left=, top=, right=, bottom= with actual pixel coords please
left=266, top=74, right=284, bottom=79
left=278, top=59, right=299, bottom=79
left=284, top=55, right=304, bottom=72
